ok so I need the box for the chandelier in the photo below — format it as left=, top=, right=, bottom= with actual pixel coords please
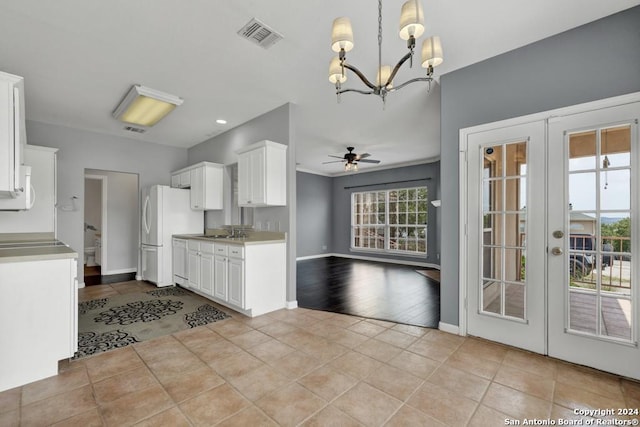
left=328, top=0, right=443, bottom=105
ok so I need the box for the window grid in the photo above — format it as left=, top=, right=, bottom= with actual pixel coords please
left=351, top=187, right=428, bottom=255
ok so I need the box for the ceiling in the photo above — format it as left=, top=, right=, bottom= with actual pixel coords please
left=1, top=1, right=638, bottom=175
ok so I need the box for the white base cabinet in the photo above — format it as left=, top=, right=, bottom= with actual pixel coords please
left=0, top=257, right=77, bottom=392
left=186, top=240, right=214, bottom=296
left=175, top=239, right=285, bottom=317
left=172, top=238, right=187, bottom=285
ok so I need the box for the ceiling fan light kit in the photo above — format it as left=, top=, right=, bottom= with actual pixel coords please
left=328, top=0, right=443, bottom=105
left=323, top=147, right=381, bottom=172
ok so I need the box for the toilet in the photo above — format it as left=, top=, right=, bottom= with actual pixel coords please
left=84, top=247, right=96, bottom=266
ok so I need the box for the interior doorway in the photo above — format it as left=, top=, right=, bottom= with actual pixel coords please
left=84, top=175, right=106, bottom=286
left=83, top=169, right=139, bottom=286
left=460, top=94, right=640, bottom=380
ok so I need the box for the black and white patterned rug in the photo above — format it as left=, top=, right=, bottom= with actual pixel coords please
left=74, top=287, right=230, bottom=359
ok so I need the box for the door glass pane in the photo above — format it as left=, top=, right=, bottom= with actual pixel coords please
left=504, top=248, right=525, bottom=283
left=601, top=125, right=631, bottom=168
left=601, top=170, right=630, bottom=210
left=480, top=140, right=528, bottom=318
left=569, top=173, right=596, bottom=211
left=483, top=281, right=501, bottom=315
left=569, top=130, right=596, bottom=171
left=567, top=124, right=633, bottom=342
left=505, top=142, right=527, bottom=177
left=505, top=283, right=525, bottom=319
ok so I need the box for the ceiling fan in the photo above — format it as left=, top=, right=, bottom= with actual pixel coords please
left=323, top=147, right=381, bottom=171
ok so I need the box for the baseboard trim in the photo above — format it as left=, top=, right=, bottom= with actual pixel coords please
left=78, top=281, right=85, bottom=289
left=296, top=254, right=332, bottom=261
left=102, top=268, right=137, bottom=275
left=331, top=253, right=439, bottom=269
left=439, top=321, right=461, bottom=335
left=135, top=274, right=142, bottom=281
left=286, top=300, right=298, bottom=309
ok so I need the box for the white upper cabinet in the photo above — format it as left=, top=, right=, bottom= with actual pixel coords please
left=171, top=162, right=223, bottom=211
left=0, top=71, right=26, bottom=198
left=237, top=140, right=287, bottom=207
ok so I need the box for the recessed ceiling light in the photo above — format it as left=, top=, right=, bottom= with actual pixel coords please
left=216, top=119, right=227, bottom=125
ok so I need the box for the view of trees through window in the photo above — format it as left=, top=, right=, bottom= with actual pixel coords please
left=352, top=187, right=428, bottom=255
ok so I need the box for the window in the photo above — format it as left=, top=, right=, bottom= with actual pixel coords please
left=351, top=187, right=428, bottom=255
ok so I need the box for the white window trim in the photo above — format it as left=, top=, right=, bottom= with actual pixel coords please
left=350, top=187, right=428, bottom=256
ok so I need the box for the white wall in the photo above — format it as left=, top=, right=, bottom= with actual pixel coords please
left=85, top=170, right=138, bottom=274
left=26, top=120, right=188, bottom=285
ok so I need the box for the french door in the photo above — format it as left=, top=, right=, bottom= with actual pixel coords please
left=463, top=98, right=640, bottom=379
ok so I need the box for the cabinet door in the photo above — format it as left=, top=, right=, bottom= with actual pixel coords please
left=214, top=255, right=228, bottom=301
left=228, top=258, right=244, bottom=308
left=249, top=148, right=265, bottom=205
left=179, top=171, right=191, bottom=188
left=237, top=152, right=251, bottom=205
left=200, top=252, right=214, bottom=296
left=170, top=174, right=180, bottom=188
left=190, top=167, right=203, bottom=210
left=172, top=239, right=186, bottom=281
left=187, top=249, right=200, bottom=290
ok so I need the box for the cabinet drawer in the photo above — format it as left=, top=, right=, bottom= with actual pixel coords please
left=187, top=240, right=200, bottom=251
left=200, top=242, right=214, bottom=254
left=214, top=244, right=228, bottom=256
left=228, top=245, right=244, bottom=259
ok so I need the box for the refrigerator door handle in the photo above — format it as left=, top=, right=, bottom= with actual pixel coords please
left=142, top=195, right=151, bottom=235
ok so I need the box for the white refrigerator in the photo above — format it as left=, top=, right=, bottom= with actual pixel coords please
left=140, top=185, right=203, bottom=287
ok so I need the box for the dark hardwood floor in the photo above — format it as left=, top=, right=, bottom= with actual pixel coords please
left=296, top=256, right=440, bottom=328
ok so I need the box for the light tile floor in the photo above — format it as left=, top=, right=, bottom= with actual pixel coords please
left=1, top=283, right=639, bottom=426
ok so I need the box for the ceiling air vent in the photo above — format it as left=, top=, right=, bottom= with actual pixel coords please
left=123, top=125, right=146, bottom=134
left=237, top=18, right=283, bottom=49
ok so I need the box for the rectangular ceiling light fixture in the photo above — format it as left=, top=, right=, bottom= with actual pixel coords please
left=112, top=85, right=183, bottom=127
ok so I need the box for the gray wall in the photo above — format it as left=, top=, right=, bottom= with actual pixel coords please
left=332, top=162, right=440, bottom=265
left=188, top=104, right=298, bottom=303
left=439, top=6, right=640, bottom=326
left=27, top=120, right=188, bottom=285
left=296, top=171, right=333, bottom=258
left=85, top=169, right=139, bottom=274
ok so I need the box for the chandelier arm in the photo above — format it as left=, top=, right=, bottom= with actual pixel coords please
left=386, top=77, right=433, bottom=92
left=337, top=88, right=375, bottom=95
left=386, top=52, right=413, bottom=87
left=343, top=63, right=377, bottom=90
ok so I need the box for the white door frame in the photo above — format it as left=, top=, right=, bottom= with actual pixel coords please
left=84, top=174, right=108, bottom=276
left=459, top=91, right=640, bottom=338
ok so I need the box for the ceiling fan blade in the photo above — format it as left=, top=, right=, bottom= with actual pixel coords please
left=322, top=160, right=345, bottom=164
left=356, top=153, right=371, bottom=159
left=328, top=155, right=344, bottom=159
left=358, top=159, right=381, bottom=164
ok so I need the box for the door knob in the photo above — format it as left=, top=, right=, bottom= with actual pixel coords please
left=552, top=230, right=564, bottom=239
left=551, top=247, right=563, bottom=255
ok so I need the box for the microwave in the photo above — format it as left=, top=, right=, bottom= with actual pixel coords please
left=0, top=165, right=33, bottom=211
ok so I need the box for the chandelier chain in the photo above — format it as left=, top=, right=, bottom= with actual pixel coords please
left=378, top=0, right=383, bottom=84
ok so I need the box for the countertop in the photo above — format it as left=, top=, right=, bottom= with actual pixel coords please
left=0, top=234, right=78, bottom=263
left=173, top=231, right=286, bottom=245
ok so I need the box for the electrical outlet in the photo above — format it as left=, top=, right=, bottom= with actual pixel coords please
left=322, top=245, right=327, bottom=251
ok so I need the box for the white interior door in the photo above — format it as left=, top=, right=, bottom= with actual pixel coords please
left=547, top=102, right=639, bottom=379
left=465, top=121, right=547, bottom=354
